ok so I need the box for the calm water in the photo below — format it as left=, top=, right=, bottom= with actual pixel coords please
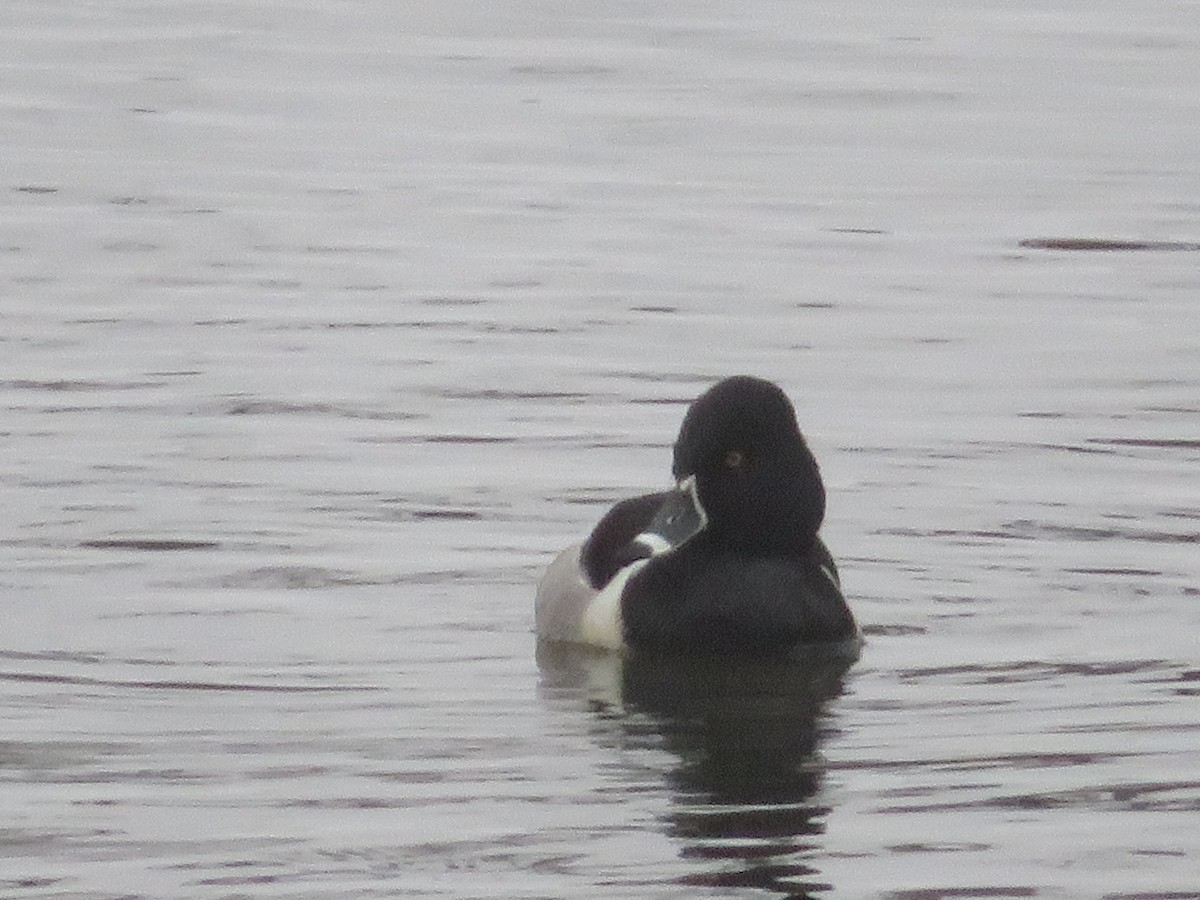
left=2, top=2, right=1198, bottom=898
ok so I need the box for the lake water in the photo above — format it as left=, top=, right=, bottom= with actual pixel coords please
left=2, top=1, right=1198, bottom=897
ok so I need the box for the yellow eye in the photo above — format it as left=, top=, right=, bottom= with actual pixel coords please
left=725, top=449, right=745, bottom=469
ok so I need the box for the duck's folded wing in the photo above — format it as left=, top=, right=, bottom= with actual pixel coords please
left=580, top=492, right=670, bottom=588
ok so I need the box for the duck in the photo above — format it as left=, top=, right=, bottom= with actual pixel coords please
left=535, top=375, right=858, bottom=653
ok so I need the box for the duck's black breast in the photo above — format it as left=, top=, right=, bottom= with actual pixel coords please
left=580, top=491, right=670, bottom=589
left=621, top=538, right=855, bottom=653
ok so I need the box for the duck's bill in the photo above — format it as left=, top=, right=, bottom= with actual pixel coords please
left=633, top=474, right=708, bottom=555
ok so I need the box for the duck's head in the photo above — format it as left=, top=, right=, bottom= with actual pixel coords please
left=642, top=376, right=827, bottom=556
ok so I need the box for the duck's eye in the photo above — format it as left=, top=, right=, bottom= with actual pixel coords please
left=724, top=449, right=745, bottom=469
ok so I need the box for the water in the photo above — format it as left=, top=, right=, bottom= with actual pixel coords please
left=2, top=1, right=1198, bottom=897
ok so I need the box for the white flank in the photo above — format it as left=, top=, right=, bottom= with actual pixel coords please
left=580, top=559, right=647, bottom=651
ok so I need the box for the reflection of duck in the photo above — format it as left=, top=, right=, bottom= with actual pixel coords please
left=537, top=376, right=858, bottom=653
left=537, top=643, right=857, bottom=897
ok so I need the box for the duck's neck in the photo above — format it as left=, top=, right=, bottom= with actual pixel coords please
left=706, top=456, right=826, bottom=556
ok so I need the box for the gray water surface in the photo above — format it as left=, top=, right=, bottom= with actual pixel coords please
left=2, top=2, right=1198, bottom=898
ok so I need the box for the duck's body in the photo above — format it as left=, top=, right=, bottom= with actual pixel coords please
left=535, top=376, right=858, bottom=654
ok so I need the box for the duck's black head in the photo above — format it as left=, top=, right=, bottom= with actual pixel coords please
left=669, top=376, right=826, bottom=555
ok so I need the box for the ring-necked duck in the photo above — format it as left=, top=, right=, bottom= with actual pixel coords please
left=536, top=375, right=858, bottom=653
